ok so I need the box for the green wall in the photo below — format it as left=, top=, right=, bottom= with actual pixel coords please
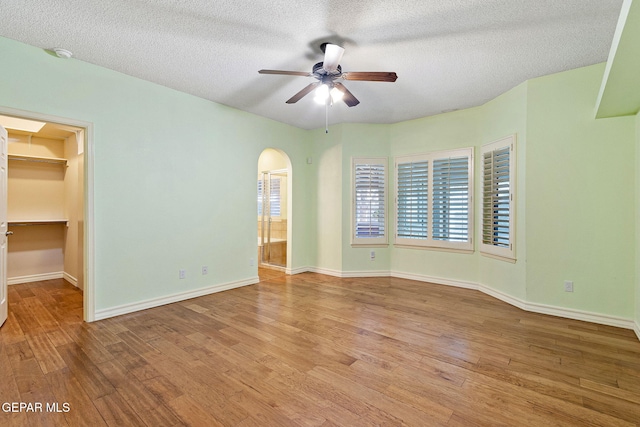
left=0, top=36, right=312, bottom=311
left=309, top=64, right=636, bottom=324
left=478, top=81, right=528, bottom=300
left=388, top=108, right=481, bottom=284
left=308, top=126, right=344, bottom=272
left=526, top=64, right=635, bottom=317
left=308, top=123, right=392, bottom=274
left=2, top=35, right=638, bottom=328
left=340, top=124, right=391, bottom=273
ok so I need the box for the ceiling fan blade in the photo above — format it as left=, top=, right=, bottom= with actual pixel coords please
left=333, top=82, right=360, bottom=107
left=322, top=44, right=345, bottom=73
left=342, top=72, right=398, bottom=82
left=259, top=69, right=312, bottom=77
left=286, top=82, right=320, bottom=104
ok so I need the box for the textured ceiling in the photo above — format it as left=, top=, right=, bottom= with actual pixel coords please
left=0, top=0, right=624, bottom=130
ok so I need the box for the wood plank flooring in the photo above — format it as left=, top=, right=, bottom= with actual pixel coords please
left=1, top=272, right=639, bottom=426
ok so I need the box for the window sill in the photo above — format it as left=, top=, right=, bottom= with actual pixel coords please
left=351, top=243, right=389, bottom=248
left=480, top=251, right=516, bottom=263
left=394, top=244, right=474, bottom=255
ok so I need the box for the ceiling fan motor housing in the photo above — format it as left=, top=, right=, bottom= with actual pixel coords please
left=313, top=62, right=341, bottom=77
left=258, top=43, right=396, bottom=107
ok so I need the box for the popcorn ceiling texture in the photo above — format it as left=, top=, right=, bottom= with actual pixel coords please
left=0, top=0, right=624, bottom=129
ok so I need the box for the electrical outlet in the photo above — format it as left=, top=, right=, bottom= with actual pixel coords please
left=370, top=250, right=376, bottom=260
left=564, top=280, right=573, bottom=292
left=179, top=269, right=186, bottom=279
left=202, top=266, right=208, bottom=275
left=250, top=258, right=255, bottom=266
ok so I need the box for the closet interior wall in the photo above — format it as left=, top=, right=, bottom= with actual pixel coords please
left=6, top=125, right=84, bottom=289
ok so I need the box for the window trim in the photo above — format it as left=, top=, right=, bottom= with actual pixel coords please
left=351, top=157, right=389, bottom=246
left=480, top=135, right=516, bottom=261
left=394, top=147, right=474, bottom=251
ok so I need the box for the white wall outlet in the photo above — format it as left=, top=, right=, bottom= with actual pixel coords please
left=250, top=258, right=255, bottom=266
left=179, top=269, right=186, bottom=279
left=202, top=266, right=208, bottom=275
left=564, top=280, right=573, bottom=292
left=370, top=250, right=376, bottom=260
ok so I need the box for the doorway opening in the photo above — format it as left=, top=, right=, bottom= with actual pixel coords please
left=257, top=149, right=291, bottom=278
left=0, top=108, right=93, bottom=322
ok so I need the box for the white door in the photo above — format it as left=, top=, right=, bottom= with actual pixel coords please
left=0, top=125, right=8, bottom=326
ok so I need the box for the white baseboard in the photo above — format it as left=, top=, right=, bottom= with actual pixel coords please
left=306, top=267, right=391, bottom=278
left=300, top=267, right=637, bottom=335
left=8, top=272, right=64, bottom=285
left=389, top=270, right=636, bottom=331
left=63, top=272, right=78, bottom=287
left=521, top=299, right=635, bottom=330
left=342, top=270, right=391, bottom=278
left=8, top=271, right=80, bottom=288
left=287, top=266, right=310, bottom=275
left=94, top=276, right=259, bottom=321
left=478, top=283, right=528, bottom=311
left=391, top=271, right=479, bottom=290
left=90, top=263, right=636, bottom=337
left=306, top=267, right=344, bottom=277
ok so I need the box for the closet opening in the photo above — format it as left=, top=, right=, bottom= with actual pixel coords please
left=0, top=111, right=93, bottom=322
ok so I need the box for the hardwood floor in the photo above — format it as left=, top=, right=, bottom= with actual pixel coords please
left=1, top=274, right=639, bottom=426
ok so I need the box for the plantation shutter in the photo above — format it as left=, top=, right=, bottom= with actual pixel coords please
left=352, top=158, right=388, bottom=245
left=257, top=177, right=281, bottom=217
left=257, top=179, right=263, bottom=216
left=395, top=148, right=473, bottom=250
left=269, top=178, right=281, bottom=217
left=354, top=163, right=386, bottom=239
left=481, top=135, right=515, bottom=260
left=396, top=159, right=429, bottom=240
left=432, top=156, right=469, bottom=242
left=482, top=147, right=510, bottom=247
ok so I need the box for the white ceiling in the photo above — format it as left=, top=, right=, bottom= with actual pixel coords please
left=1, top=0, right=624, bottom=130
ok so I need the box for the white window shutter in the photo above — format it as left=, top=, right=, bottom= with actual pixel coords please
left=352, top=158, right=388, bottom=245
left=432, top=156, right=470, bottom=242
left=395, top=148, right=473, bottom=251
left=396, top=159, right=429, bottom=241
left=481, top=135, right=516, bottom=260
left=257, top=177, right=281, bottom=217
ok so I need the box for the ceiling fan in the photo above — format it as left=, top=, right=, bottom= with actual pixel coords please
left=258, top=43, right=398, bottom=108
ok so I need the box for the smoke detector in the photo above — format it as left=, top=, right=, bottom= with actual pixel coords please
left=53, top=48, right=73, bottom=59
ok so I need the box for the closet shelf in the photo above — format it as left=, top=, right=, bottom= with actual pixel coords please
left=8, top=154, right=67, bottom=165
left=8, top=219, right=69, bottom=226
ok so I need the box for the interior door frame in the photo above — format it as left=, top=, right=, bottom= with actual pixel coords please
left=260, top=169, right=288, bottom=267
left=257, top=148, right=292, bottom=273
left=1, top=125, right=7, bottom=327
left=0, top=106, right=95, bottom=322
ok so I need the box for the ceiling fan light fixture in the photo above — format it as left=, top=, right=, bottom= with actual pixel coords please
left=258, top=42, right=396, bottom=112
left=330, top=87, right=343, bottom=103
left=313, top=84, right=330, bottom=104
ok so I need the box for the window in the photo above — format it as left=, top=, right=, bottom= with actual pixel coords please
left=396, top=155, right=429, bottom=241
left=257, top=176, right=281, bottom=217
left=481, top=135, right=516, bottom=260
left=352, top=158, right=388, bottom=245
left=395, top=148, right=473, bottom=251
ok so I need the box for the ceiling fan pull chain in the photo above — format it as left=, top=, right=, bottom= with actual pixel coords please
left=325, top=101, right=329, bottom=133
